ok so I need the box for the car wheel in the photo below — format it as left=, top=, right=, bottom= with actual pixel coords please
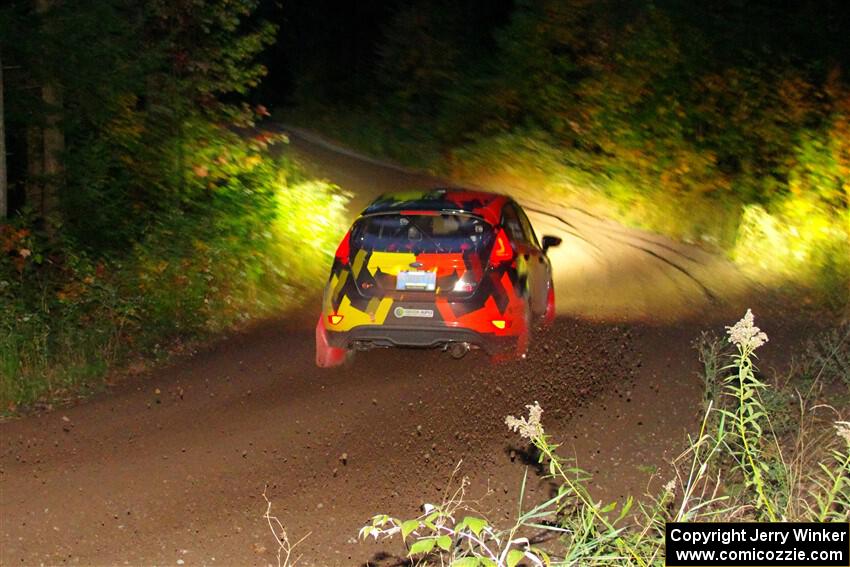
left=315, top=318, right=348, bottom=368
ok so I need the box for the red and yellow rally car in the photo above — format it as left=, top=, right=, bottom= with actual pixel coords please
left=315, top=189, right=561, bottom=367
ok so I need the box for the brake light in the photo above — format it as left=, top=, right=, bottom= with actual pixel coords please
left=328, top=314, right=344, bottom=325
left=489, top=228, right=514, bottom=264
left=335, top=230, right=351, bottom=265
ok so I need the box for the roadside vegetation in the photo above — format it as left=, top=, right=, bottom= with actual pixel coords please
left=350, top=311, right=849, bottom=566
left=0, top=1, right=348, bottom=409
left=282, top=0, right=850, bottom=308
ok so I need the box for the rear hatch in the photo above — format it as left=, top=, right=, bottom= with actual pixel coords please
left=349, top=212, right=494, bottom=298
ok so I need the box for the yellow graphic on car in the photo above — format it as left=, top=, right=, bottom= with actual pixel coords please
left=366, top=251, right=417, bottom=277
left=327, top=295, right=393, bottom=331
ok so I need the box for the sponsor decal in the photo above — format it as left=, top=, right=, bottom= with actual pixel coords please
left=394, top=307, right=434, bottom=319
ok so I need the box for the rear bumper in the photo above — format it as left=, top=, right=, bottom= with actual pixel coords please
left=326, top=324, right=516, bottom=354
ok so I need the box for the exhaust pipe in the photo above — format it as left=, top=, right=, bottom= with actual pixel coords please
left=448, top=342, right=470, bottom=359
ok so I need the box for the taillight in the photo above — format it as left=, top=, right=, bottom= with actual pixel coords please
left=489, top=228, right=514, bottom=265
left=335, top=230, right=351, bottom=265
left=328, top=314, right=344, bottom=325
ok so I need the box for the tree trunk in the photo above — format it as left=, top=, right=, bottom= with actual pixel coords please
left=26, top=126, right=44, bottom=213
left=40, top=81, right=63, bottom=221
left=0, top=50, right=7, bottom=219
left=34, top=0, right=63, bottom=232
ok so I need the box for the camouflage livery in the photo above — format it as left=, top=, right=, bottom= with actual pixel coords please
left=316, top=189, right=557, bottom=367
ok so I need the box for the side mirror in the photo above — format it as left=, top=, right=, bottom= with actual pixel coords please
left=541, top=235, right=562, bottom=254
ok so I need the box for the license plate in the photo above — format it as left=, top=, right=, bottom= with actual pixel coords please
left=397, top=270, right=437, bottom=291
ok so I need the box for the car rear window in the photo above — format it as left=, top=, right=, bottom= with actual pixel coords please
left=352, top=213, right=493, bottom=255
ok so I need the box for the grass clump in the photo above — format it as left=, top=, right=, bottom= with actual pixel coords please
left=357, top=311, right=849, bottom=565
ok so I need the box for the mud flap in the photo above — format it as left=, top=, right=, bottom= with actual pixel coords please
left=515, top=301, right=531, bottom=359
left=490, top=299, right=531, bottom=363
left=315, top=318, right=348, bottom=368
left=543, top=284, right=556, bottom=327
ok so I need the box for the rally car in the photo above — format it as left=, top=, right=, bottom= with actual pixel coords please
left=315, top=189, right=561, bottom=367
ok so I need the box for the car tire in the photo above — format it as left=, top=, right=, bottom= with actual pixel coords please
left=315, top=318, right=349, bottom=368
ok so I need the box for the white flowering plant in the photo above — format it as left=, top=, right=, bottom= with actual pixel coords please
left=719, top=309, right=777, bottom=519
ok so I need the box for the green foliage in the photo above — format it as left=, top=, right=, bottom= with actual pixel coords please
left=280, top=104, right=444, bottom=171
left=0, top=0, right=349, bottom=408
left=800, top=324, right=850, bottom=388
left=0, top=139, right=347, bottom=408
left=694, top=331, right=723, bottom=412
left=377, top=0, right=461, bottom=121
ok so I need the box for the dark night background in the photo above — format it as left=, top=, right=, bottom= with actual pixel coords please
left=257, top=0, right=515, bottom=106
left=259, top=0, right=850, bottom=106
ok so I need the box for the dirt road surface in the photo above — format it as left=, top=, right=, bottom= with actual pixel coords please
left=1, top=131, right=800, bottom=566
